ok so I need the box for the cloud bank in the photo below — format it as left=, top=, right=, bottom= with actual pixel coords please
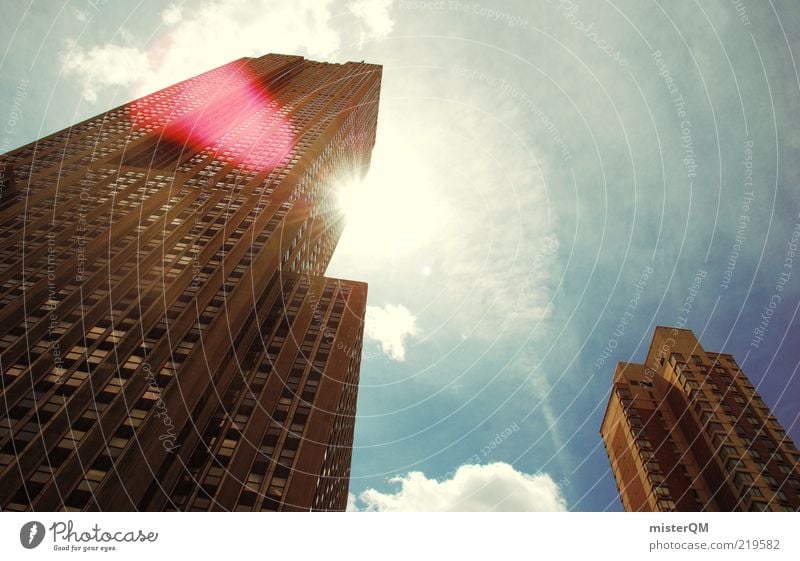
left=61, top=0, right=393, bottom=102
left=352, top=462, right=568, bottom=511
left=365, top=304, right=419, bottom=361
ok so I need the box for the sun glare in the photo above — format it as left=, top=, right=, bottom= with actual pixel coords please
left=337, top=177, right=367, bottom=222
left=334, top=155, right=448, bottom=262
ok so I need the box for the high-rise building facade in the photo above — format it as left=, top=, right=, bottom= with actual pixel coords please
left=601, top=327, right=800, bottom=512
left=0, top=53, right=381, bottom=511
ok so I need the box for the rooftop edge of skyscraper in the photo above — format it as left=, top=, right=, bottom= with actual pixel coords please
left=600, top=327, right=800, bottom=511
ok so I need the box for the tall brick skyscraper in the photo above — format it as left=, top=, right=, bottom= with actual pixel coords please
left=601, top=327, right=800, bottom=511
left=0, top=53, right=381, bottom=511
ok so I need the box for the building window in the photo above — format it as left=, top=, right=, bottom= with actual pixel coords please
left=699, top=410, right=716, bottom=424
left=763, top=475, right=779, bottom=489
left=669, top=353, right=685, bottom=367
left=762, top=439, right=777, bottom=452
left=645, top=461, right=661, bottom=473
left=734, top=472, right=754, bottom=488
left=653, top=485, right=671, bottom=497
left=657, top=499, right=676, bottom=511
left=725, top=458, right=743, bottom=472
left=745, top=486, right=763, bottom=498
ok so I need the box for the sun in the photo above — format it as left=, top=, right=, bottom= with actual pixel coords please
left=332, top=134, right=450, bottom=263
left=336, top=176, right=368, bottom=222
left=335, top=171, right=435, bottom=259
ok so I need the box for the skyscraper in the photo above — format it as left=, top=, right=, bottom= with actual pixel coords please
left=0, top=53, right=381, bottom=511
left=601, top=327, right=800, bottom=512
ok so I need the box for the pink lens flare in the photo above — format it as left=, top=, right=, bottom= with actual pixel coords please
left=128, top=63, right=294, bottom=172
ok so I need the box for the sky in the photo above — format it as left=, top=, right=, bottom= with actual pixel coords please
left=1, top=0, right=799, bottom=512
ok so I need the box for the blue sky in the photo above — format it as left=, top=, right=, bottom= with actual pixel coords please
left=2, top=0, right=799, bottom=511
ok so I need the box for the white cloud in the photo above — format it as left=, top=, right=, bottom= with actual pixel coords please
left=349, top=0, right=394, bottom=46
left=428, top=102, right=560, bottom=337
left=514, top=349, right=570, bottom=469
left=61, top=43, right=151, bottom=102
left=61, top=0, right=348, bottom=102
left=354, top=462, right=567, bottom=511
left=365, top=303, right=418, bottom=361
left=161, top=4, right=183, bottom=26
left=72, top=9, right=88, bottom=23
left=346, top=492, right=358, bottom=512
